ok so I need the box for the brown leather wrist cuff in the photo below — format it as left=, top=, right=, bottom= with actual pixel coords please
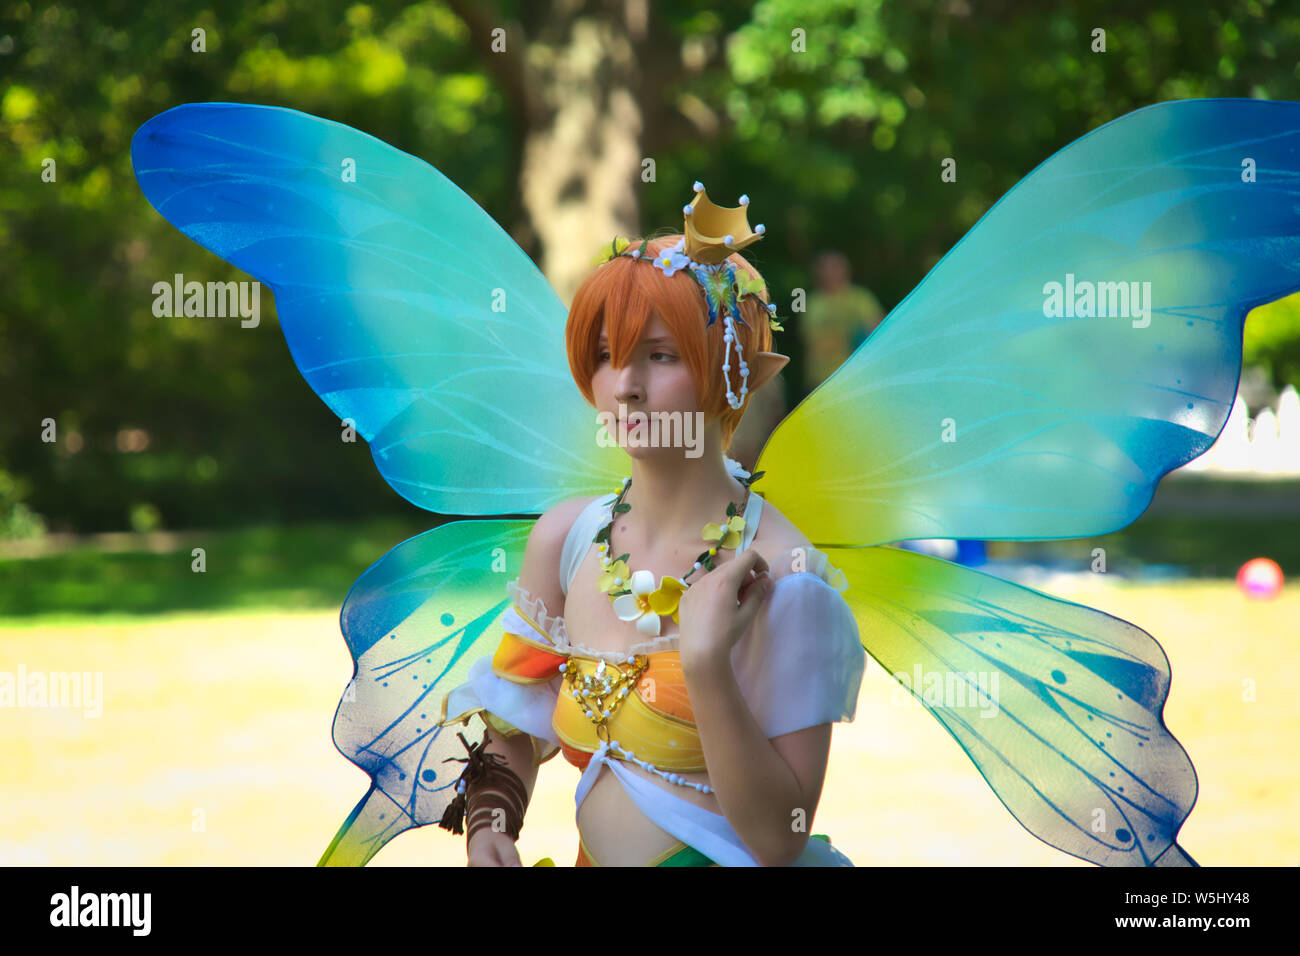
left=436, top=729, right=529, bottom=841
left=466, top=767, right=528, bottom=841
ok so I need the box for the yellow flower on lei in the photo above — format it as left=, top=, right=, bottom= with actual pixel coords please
left=701, top=514, right=746, bottom=550
left=597, top=558, right=630, bottom=593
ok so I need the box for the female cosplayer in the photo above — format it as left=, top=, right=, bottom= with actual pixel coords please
left=131, top=98, right=1300, bottom=867
left=438, top=219, right=864, bottom=867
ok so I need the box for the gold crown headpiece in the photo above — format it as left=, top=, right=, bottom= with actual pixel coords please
left=590, top=182, right=784, bottom=410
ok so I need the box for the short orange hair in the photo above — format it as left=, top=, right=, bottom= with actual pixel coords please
left=566, top=233, right=775, bottom=451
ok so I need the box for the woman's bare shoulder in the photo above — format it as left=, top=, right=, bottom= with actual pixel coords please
left=518, top=495, right=604, bottom=611
left=532, top=495, right=602, bottom=546
left=752, top=496, right=813, bottom=575
left=533, top=494, right=603, bottom=538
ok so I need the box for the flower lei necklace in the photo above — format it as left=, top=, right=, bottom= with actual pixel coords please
left=594, top=469, right=764, bottom=636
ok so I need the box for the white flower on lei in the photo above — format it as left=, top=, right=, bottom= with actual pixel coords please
left=611, top=569, right=686, bottom=636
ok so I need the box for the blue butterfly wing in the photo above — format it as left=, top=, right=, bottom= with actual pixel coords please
left=131, top=103, right=625, bottom=864
left=830, top=545, right=1197, bottom=866
left=761, top=98, right=1300, bottom=546
left=132, top=102, right=622, bottom=516
left=757, top=100, right=1300, bottom=864
left=318, top=520, right=530, bottom=866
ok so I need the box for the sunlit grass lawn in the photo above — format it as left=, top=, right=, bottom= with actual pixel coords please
left=2, top=570, right=1295, bottom=866
left=1, top=511, right=1295, bottom=865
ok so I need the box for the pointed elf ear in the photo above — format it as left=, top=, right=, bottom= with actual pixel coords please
left=746, top=351, right=789, bottom=394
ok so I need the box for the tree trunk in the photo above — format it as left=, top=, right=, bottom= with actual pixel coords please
left=450, top=0, right=709, bottom=305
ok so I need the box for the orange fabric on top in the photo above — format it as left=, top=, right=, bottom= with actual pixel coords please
left=560, top=742, right=593, bottom=771
left=639, top=652, right=694, bottom=723
left=491, top=630, right=567, bottom=682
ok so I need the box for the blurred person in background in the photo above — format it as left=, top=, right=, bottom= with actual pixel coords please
left=799, top=254, right=987, bottom=567
left=800, top=251, right=884, bottom=393
left=731, top=251, right=885, bottom=471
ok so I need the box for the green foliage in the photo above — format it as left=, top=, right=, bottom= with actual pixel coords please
left=0, top=467, right=47, bottom=540
left=0, top=516, right=432, bottom=617
left=1, top=1, right=514, bottom=533
left=4, top=0, right=1300, bottom=537
left=1245, top=292, right=1300, bottom=389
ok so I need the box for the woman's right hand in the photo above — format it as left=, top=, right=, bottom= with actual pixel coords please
left=467, top=829, right=523, bottom=867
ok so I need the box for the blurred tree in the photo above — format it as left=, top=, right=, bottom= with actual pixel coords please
left=1245, top=292, right=1300, bottom=394
left=0, top=465, right=46, bottom=539
left=2, top=0, right=513, bottom=532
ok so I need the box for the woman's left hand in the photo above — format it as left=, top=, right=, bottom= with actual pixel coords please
left=678, top=549, right=772, bottom=675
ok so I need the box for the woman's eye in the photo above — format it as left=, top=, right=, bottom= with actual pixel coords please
left=651, top=351, right=676, bottom=362
left=597, top=350, right=610, bottom=361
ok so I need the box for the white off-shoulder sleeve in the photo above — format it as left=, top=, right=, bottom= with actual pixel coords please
left=730, top=552, right=865, bottom=740
left=437, top=582, right=564, bottom=764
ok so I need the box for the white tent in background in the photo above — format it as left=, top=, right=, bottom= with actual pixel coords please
left=1277, top=385, right=1300, bottom=473
left=1249, top=407, right=1281, bottom=473
left=1180, top=384, right=1300, bottom=476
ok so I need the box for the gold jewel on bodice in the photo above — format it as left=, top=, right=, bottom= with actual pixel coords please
left=558, top=654, right=649, bottom=742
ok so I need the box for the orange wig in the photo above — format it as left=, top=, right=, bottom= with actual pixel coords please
left=566, top=233, right=775, bottom=451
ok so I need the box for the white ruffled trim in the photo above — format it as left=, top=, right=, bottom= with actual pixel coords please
left=769, top=545, right=850, bottom=593
left=571, top=631, right=681, bottom=661
left=506, top=579, right=569, bottom=645
left=507, top=579, right=680, bottom=663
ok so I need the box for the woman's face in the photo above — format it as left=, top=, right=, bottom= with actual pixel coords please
left=591, top=312, right=703, bottom=459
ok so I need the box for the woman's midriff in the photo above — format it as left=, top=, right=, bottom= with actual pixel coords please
left=574, top=756, right=721, bottom=866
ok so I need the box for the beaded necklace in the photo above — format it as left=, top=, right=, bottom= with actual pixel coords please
left=593, top=470, right=764, bottom=637
left=564, top=468, right=766, bottom=795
